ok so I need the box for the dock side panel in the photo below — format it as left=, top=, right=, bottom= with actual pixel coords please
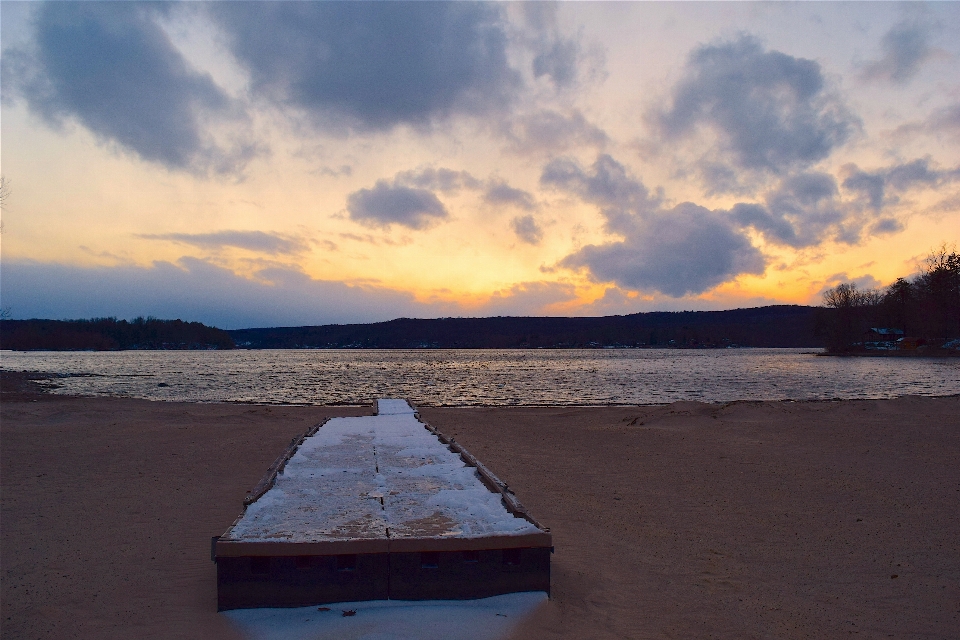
left=216, top=553, right=389, bottom=610
left=388, top=547, right=551, bottom=601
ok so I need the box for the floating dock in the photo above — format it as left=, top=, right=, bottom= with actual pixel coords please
left=213, top=399, right=551, bottom=610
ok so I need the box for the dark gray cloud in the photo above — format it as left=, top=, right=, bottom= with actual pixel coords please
left=859, top=21, right=933, bottom=84
left=750, top=172, right=843, bottom=246
left=561, top=201, right=765, bottom=297
left=511, top=215, right=544, bottom=245
left=357, top=165, right=537, bottom=228
left=728, top=202, right=801, bottom=245
left=840, top=170, right=886, bottom=210
left=729, top=170, right=902, bottom=248
left=211, top=2, right=519, bottom=131
left=542, top=154, right=660, bottom=234
left=655, top=35, right=857, bottom=182
left=347, top=182, right=448, bottom=230
left=394, top=167, right=482, bottom=193
left=2, top=2, right=246, bottom=174
left=693, top=160, right=748, bottom=197
left=138, top=231, right=308, bottom=255
left=869, top=217, right=904, bottom=235
left=542, top=155, right=765, bottom=297
left=841, top=158, right=960, bottom=210
left=773, top=170, right=838, bottom=205
left=884, top=158, right=950, bottom=190
left=485, top=181, right=536, bottom=210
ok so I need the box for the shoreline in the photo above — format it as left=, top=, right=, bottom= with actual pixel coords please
left=2, top=373, right=959, bottom=638
left=3, top=346, right=958, bottom=356
left=816, top=348, right=960, bottom=358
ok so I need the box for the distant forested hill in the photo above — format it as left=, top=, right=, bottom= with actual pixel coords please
left=0, top=318, right=235, bottom=351
left=228, top=305, right=823, bottom=349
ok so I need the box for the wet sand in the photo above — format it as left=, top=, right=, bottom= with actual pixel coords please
left=2, top=372, right=958, bottom=638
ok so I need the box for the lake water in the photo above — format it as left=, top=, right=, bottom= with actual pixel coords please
left=2, top=348, right=958, bottom=406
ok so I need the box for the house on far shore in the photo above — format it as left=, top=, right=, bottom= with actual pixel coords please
left=864, top=327, right=904, bottom=350
left=867, top=327, right=904, bottom=341
left=897, top=336, right=925, bottom=350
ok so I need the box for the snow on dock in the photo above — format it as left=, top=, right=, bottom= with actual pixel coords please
left=214, top=399, right=551, bottom=610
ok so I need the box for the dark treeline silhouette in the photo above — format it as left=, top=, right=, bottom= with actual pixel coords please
left=228, top=305, right=823, bottom=349
left=0, top=317, right=235, bottom=351
left=817, top=246, right=960, bottom=353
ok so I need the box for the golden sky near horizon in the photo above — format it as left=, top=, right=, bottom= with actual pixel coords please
left=1, top=1, right=958, bottom=328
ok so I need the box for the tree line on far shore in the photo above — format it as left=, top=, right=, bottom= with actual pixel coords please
left=818, top=245, right=960, bottom=353
left=7, top=243, right=958, bottom=354
left=0, top=317, right=235, bottom=351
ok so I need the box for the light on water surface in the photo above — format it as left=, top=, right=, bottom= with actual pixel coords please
left=2, top=349, right=958, bottom=405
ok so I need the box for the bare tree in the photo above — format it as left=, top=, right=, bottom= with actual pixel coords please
left=820, top=282, right=881, bottom=352
left=916, top=243, right=960, bottom=342
left=822, top=282, right=880, bottom=309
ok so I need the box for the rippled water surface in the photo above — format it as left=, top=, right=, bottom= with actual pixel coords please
left=2, top=349, right=958, bottom=405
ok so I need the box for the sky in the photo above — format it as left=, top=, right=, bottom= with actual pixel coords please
left=1, top=1, right=958, bottom=329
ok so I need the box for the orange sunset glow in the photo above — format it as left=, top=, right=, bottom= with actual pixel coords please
left=1, top=2, right=958, bottom=328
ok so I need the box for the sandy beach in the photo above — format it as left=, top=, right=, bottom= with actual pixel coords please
left=2, top=372, right=958, bottom=639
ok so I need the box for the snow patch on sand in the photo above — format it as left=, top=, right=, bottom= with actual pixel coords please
left=222, top=591, right=547, bottom=640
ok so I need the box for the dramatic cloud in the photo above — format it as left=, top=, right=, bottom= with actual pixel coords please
left=655, top=35, right=857, bottom=184
left=347, top=182, right=448, bottom=230
left=511, top=215, right=544, bottom=245
left=841, top=158, right=960, bottom=210
left=542, top=155, right=765, bottom=296
left=859, top=20, right=934, bottom=84
left=138, top=231, right=308, bottom=255
left=212, top=2, right=520, bottom=131
left=560, top=202, right=766, bottom=297
left=729, top=169, right=911, bottom=248
left=2, top=3, right=246, bottom=174
left=735, top=172, right=847, bottom=247
left=542, top=154, right=660, bottom=232
left=840, top=170, right=886, bottom=211
left=0, top=258, right=440, bottom=329
left=349, top=165, right=537, bottom=232
left=868, top=217, right=904, bottom=235
left=485, top=181, right=537, bottom=210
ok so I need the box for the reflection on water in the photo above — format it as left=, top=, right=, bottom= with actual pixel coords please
left=2, top=348, right=958, bottom=406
